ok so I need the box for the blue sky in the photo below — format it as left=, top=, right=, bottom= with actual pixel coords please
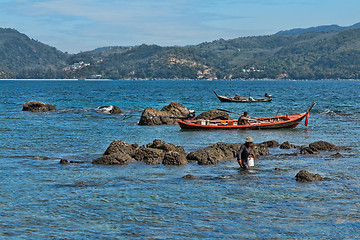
left=1, top=0, right=359, bottom=53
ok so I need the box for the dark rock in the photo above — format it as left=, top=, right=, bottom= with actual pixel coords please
left=300, top=146, right=320, bottom=155
left=182, top=174, right=197, bottom=179
left=295, top=170, right=322, bottom=182
left=70, top=161, right=86, bottom=164
left=59, top=159, right=69, bottom=164
left=160, top=102, right=191, bottom=118
left=133, top=147, right=165, bottom=165
left=97, top=105, right=122, bottom=114
left=194, top=109, right=233, bottom=120
left=33, top=156, right=50, bottom=160
left=139, top=102, right=193, bottom=125
left=92, top=153, right=136, bottom=165
left=309, top=141, right=347, bottom=151
left=274, top=168, right=288, bottom=171
left=273, top=152, right=299, bottom=158
left=187, top=142, right=269, bottom=165
left=330, top=152, right=342, bottom=157
left=146, top=139, right=186, bottom=155
left=162, top=151, right=188, bottom=165
left=22, top=101, right=56, bottom=112
left=261, top=140, right=280, bottom=148
left=104, top=140, right=138, bottom=156
left=187, top=146, right=223, bottom=165
left=280, top=141, right=295, bottom=149
left=252, top=143, right=270, bottom=160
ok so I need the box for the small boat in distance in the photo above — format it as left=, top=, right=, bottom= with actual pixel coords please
left=178, top=102, right=315, bottom=130
left=214, top=90, right=272, bottom=103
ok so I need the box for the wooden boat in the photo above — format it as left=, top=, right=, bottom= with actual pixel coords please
left=214, top=91, right=272, bottom=103
left=178, top=102, right=315, bottom=130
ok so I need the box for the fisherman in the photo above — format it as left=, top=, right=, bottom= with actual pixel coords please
left=237, top=137, right=255, bottom=169
left=238, top=112, right=251, bottom=125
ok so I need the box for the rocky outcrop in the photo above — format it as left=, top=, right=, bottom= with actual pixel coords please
left=252, top=143, right=270, bottom=160
left=280, top=141, right=295, bottom=149
left=194, top=110, right=232, bottom=120
left=146, top=139, right=186, bottom=155
left=22, top=101, right=56, bottom=112
left=103, top=140, right=138, bottom=156
left=309, top=141, right=348, bottom=151
left=163, top=151, right=188, bottom=165
left=300, top=146, right=320, bottom=155
left=261, top=140, right=280, bottom=148
left=93, top=153, right=136, bottom=165
left=133, top=147, right=165, bottom=165
left=187, top=142, right=269, bottom=165
left=97, top=105, right=122, bottom=114
left=295, top=170, right=322, bottom=182
left=139, top=102, right=194, bottom=125
left=93, top=139, right=187, bottom=165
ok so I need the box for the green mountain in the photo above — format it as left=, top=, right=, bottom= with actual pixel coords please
left=1, top=25, right=360, bottom=80
left=276, top=22, right=360, bottom=35
left=0, top=28, right=67, bottom=78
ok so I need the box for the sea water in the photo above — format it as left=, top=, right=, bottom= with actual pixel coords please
left=0, top=80, right=359, bottom=239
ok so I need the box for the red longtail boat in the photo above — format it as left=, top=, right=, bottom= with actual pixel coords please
left=178, top=102, right=315, bottom=130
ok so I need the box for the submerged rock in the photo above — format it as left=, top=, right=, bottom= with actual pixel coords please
left=295, top=170, right=322, bottom=182
left=330, top=152, right=342, bottom=157
left=309, top=141, right=348, bottom=151
left=139, top=102, right=194, bottom=125
left=182, top=174, right=197, bottom=179
left=194, top=109, right=232, bottom=120
left=59, top=159, right=69, bottom=164
left=22, top=101, right=56, bottom=112
left=97, top=105, right=122, bottom=114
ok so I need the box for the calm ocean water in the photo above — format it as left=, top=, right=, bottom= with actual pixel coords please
left=0, top=80, right=359, bottom=239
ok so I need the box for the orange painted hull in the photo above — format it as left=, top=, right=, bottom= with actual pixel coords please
left=178, top=113, right=308, bottom=130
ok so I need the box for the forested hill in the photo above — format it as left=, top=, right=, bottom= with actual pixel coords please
left=0, top=28, right=67, bottom=78
left=1, top=25, right=360, bottom=80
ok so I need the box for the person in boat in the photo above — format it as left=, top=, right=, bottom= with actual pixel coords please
left=237, top=137, right=255, bottom=169
left=238, top=112, right=251, bottom=125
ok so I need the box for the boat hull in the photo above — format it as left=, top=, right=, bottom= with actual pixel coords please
left=178, top=114, right=306, bottom=130
left=214, top=91, right=272, bottom=103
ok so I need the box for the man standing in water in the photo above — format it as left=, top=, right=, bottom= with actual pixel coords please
left=237, top=137, right=254, bottom=169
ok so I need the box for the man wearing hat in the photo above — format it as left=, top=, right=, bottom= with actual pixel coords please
left=237, top=137, right=255, bottom=169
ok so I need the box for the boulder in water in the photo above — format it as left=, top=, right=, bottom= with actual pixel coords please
left=194, top=109, right=232, bottom=120
left=280, top=141, right=295, bottom=149
left=139, top=102, right=194, bottom=125
left=309, top=141, right=348, bottom=151
left=22, top=101, right=56, bottom=112
left=97, top=105, right=122, bottom=114
left=261, top=140, right=280, bottom=148
left=92, top=153, right=136, bottom=165
left=295, top=170, right=322, bottom=182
